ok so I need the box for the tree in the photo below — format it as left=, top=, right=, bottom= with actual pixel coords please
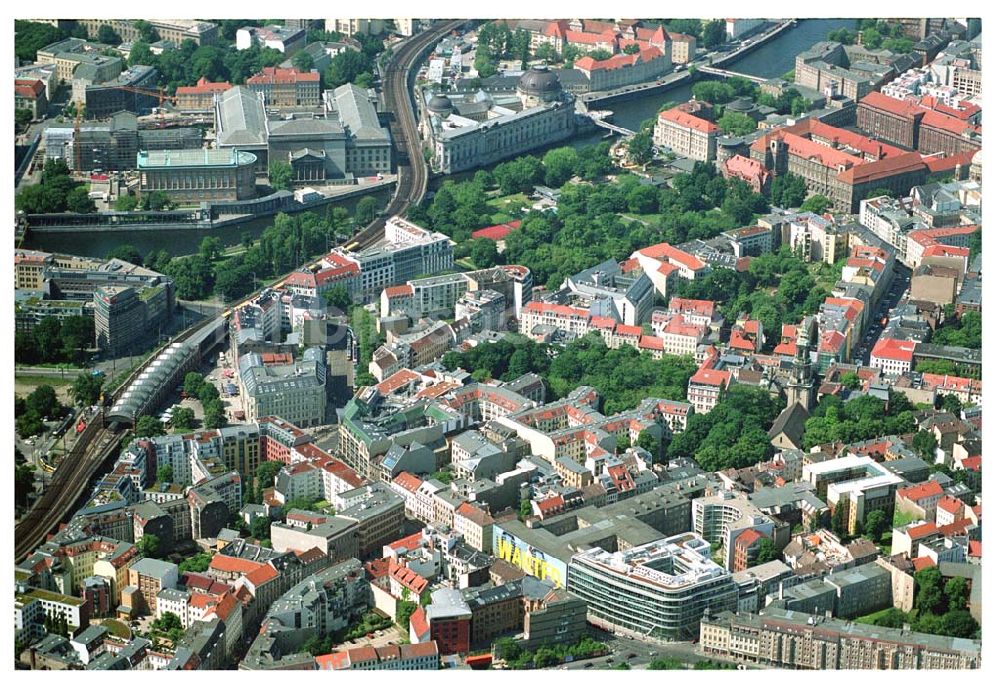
left=171, top=407, right=196, bottom=431
left=355, top=195, right=379, bottom=224
left=15, top=463, right=36, bottom=509
left=800, top=195, right=832, bottom=214
left=179, top=552, right=213, bottom=573
left=135, top=416, right=165, bottom=438
left=325, top=49, right=372, bottom=89
left=292, top=51, right=315, bottom=73
left=864, top=509, right=887, bottom=542
left=324, top=284, right=352, bottom=314
left=203, top=399, right=226, bottom=429
left=165, top=255, right=215, bottom=300
left=199, top=236, right=224, bottom=261
left=15, top=108, right=33, bottom=133
left=114, top=194, right=139, bottom=211
left=519, top=499, right=533, bottom=520
left=839, top=371, right=860, bottom=390
left=96, top=24, right=123, bottom=45
left=183, top=372, right=206, bottom=398
left=141, top=190, right=174, bottom=211
left=71, top=373, right=103, bottom=407
left=66, top=185, right=97, bottom=215
left=542, top=147, right=579, bottom=187
left=469, top=237, right=499, bottom=268
left=15, top=20, right=69, bottom=62
left=648, top=657, right=684, bottom=669
left=250, top=516, right=271, bottom=540
left=636, top=429, right=662, bottom=462
left=702, top=20, right=727, bottom=49
left=396, top=599, right=418, bottom=627
left=627, top=130, right=654, bottom=166
left=137, top=534, right=162, bottom=558
left=937, top=394, right=963, bottom=417
left=26, top=385, right=61, bottom=419
left=940, top=610, right=979, bottom=639
left=107, top=244, right=143, bottom=265
left=912, top=430, right=938, bottom=462
left=156, top=464, right=174, bottom=484
left=755, top=537, right=779, bottom=564
left=717, top=111, right=757, bottom=136
left=944, top=576, right=969, bottom=611
left=914, top=567, right=944, bottom=616
left=256, top=460, right=284, bottom=489
left=133, top=20, right=159, bottom=43
left=268, top=160, right=293, bottom=191
left=16, top=412, right=45, bottom=439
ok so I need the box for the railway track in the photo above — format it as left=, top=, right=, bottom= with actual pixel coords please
left=14, top=416, right=125, bottom=560
left=354, top=19, right=466, bottom=248
left=13, top=22, right=466, bottom=563
left=14, top=316, right=222, bottom=562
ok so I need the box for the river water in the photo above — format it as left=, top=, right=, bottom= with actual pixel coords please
left=24, top=19, right=858, bottom=259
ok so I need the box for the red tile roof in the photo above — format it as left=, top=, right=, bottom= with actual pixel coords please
left=409, top=606, right=429, bottom=638
left=906, top=522, right=939, bottom=539
left=968, top=540, right=981, bottom=558
left=920, top=109, right=980, bottom=137
left=244, top=564, right=278, bottom=587
left=375, top=368, right=420, bottom=396
left=837, top=151, right=926, bottom=184
left=735, top=529, right=764, bottom=547
left=14, top=79, right=45, bottom=98
left=389, top=561, right=429, bottom=594
left=912, top=556, right=935, bottom=572
left=210, top=554, right=264, bottom=575
left=636, top=242, right=707, bottom=272
left=871, top=338, right=916, bottom=362
left=247, top=67, right=320, bottom=84
left=923, top=149, right=978, bottom=173
left=659, top=107, right=720, bottom=134
left=393, top=471, right=423, bottom=494
left=176, top=76, right=232, bottom=95
left=938, top=495, right=965, bottom=515
left=897, top=481, right=944, bottom=502
left=860, top=91, right=924, bottom=119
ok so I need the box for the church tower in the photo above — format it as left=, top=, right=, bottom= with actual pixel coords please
left=785, top=324, right=815, bottom=411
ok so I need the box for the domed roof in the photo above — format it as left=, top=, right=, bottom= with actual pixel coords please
left=518, top=66, right=561, bottom=94
left=972, top=150, right=982, bottom=165
left=728, top=97, right=754, bottom=111
left=427, top=93, right=453, bottom=114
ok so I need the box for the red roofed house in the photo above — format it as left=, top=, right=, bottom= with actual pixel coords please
left=895, top=480, right=945, bottom=519
left=732, top=529, right=767, bottom=572
left=176, top=76, right=232, bottom=111
left=722, top=154, right=772, bottom=194
left=388, top=561, right=429, bottom=598
left=632, top=242, right=709, bottom=297
left=575, top=46, right=671, bottom=92
left=870, top=338, right=916, bottom=377
left=15, top=79, right=47, bottom=119
left=687, top=349, right=731, bottom=414
left=246, top=66, right=321, bottom=107
left=936, top=496, right=966, bottom=527
left=729, top=317, right=763, bottom=353
left=655, top=104, right=720, bottom=162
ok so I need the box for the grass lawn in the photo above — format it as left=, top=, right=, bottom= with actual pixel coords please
left=621, top=212, right=661, bottom=225
left=456, top=257, right=477, bottom=270
left=486, top=192, right=530, bottom=220
left=893, top=509, right=921, bottom=528
left=854, top=607, right=904, bottom=627
left=99, top=618, right=132, bottom=640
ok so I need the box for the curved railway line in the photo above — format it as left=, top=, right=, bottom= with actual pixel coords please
left=14, top=23, right=464, bottom=562
left=353, top=19, right=466, bottom=248
left=14, top=317, right=222, bottom=561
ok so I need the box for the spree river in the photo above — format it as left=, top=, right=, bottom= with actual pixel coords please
left=24, top=19, right=858, bottom=260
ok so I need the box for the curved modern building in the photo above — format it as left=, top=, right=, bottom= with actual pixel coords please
left=567, top=533, right=737, bottom=641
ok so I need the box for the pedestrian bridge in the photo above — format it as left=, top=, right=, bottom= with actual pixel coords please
left=697, top=65, right=768, bottom=84
left=584, top=110, right=636, bottom=138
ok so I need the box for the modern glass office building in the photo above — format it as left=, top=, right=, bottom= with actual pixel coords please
left=567, top=533, right=737, bottom=640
